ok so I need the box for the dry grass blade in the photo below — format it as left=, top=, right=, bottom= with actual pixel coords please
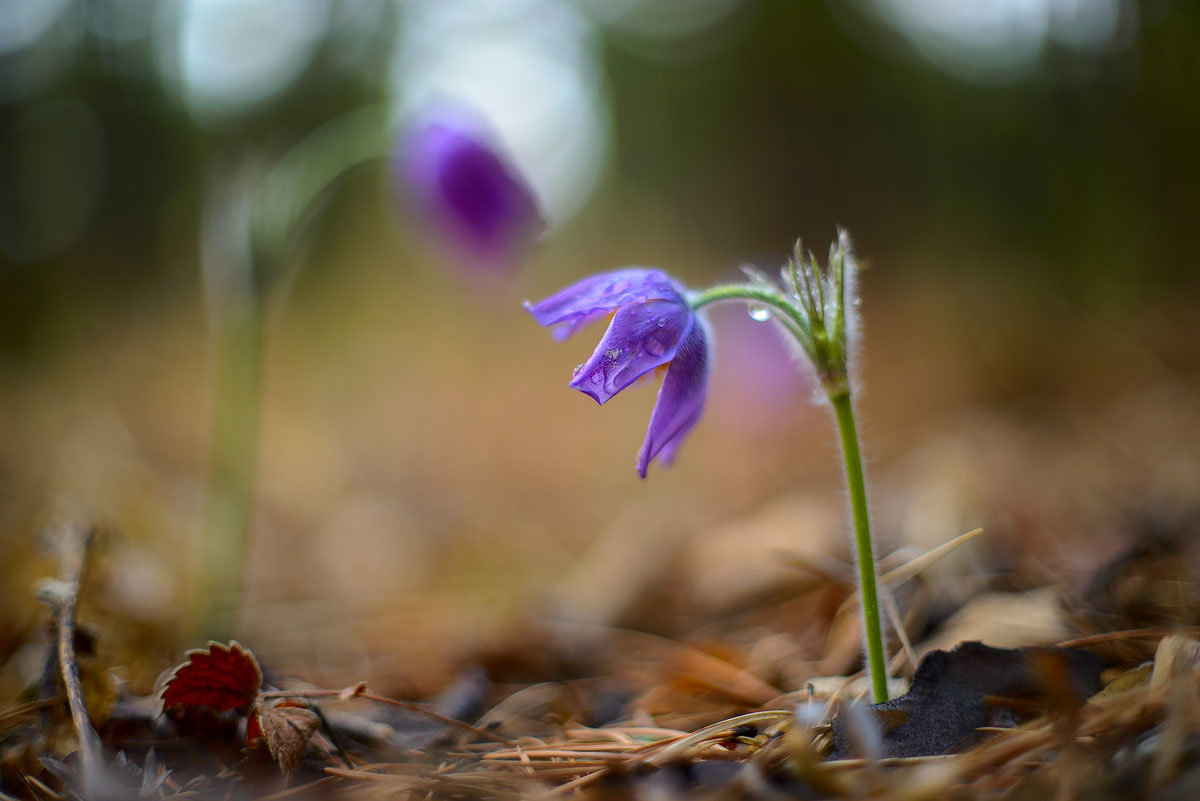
left=641, top=709, right=793, bottom=766
left=1055, top=626, right=1200, bottom=649
left=260, top=685, right=514, bottom=745
left=881, top=527, right=985, bottom=586
left=0, top=698, right=59, bottom=730
left=255, top=776, right=341, bottom=800
left=821, top=754, right=953, bottom=769
left=880, top=584, right=918, bottom=671
left=21, top=775, right=64, bottom=801
left=325, top=765, right=529, bottom=799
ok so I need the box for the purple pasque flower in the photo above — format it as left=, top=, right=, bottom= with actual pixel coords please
left=525, top=268, right=709, bottom=478
left=397, top=104, right=544, bottom=271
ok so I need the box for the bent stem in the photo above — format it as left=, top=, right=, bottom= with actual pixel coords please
left=829, top=389, right=888, bottom=703
left=691, top=282, right=889, bottom=702
left=690, top=284, right=813, bottom=353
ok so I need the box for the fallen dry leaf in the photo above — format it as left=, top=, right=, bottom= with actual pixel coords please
left=829, top=641, right=1103, bottom=759
left=251, top=702, right=322, bottom=773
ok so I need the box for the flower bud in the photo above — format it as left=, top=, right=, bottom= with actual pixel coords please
left=396, top=103, right=544, bottom=273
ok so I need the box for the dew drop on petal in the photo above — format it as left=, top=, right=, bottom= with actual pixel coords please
left=747, top=303, right=771, bottom=322
left=573, top=363, right=585, bottom=377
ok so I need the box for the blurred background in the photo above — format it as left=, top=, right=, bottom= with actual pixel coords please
left=1, top=0, right=1198, bottom=700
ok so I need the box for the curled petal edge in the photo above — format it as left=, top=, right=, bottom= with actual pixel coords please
left=567, top=299, right=692, bottom=406
left=524, top=268, right=683, bottom=342
left=636, top=318, right=709, bottom=478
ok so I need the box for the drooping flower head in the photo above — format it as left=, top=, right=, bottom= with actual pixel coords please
left=396, top=103, right=544, bottom=272
left=525, top=269, right=709, bottom=477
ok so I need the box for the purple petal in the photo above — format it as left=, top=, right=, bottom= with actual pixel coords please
left=398, top=107, right=544, bottom=270
left=523, top=268, right=683, bottom=342
left=637, top=318, right=709, bottom=478
left=568, top=298, right=692, bottom=405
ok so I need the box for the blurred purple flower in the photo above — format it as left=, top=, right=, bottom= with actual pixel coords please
left=397, top=105, right=544, bottom=271
left=525, top=269, right=709, bottom=477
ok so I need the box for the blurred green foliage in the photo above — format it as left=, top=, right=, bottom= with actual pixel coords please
left=604, top=2, right=1200, bottom=293
left=1, top=0, right=1197, bottom=361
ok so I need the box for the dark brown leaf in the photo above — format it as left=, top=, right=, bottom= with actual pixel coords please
left=829, top=641, right=1104, bottom=759
left=253, top=703, right=321, bottom=774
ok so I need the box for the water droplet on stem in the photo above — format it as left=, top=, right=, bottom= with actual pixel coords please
left=747, top=303, right=771, bottom=322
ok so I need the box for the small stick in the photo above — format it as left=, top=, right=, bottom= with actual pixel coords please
left=1055, top=627, right=1200, bottom=649
left=36, top=526, right=106, bottom=799
left=880, top=527, right=985, bottom=586
left=259, top=687, right=515, bottom=746
left=879, top=585, right=917, bottom=673
left=0, top=698, right=59, bottom=728
left=641, top=710, right=793, bottom=766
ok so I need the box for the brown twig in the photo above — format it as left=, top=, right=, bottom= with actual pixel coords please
left=0, top=697, right=60, bottom=730
left=36, top=525, right=107, bottom=799
left=1055, top=627, right=1200, bottom=649
left=259, top=686, right=515, bottom=746
left=879, top=584, right=917, bottom=672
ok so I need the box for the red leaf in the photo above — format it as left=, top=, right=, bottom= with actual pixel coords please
left=247, top=710, right=264, bottom=742
left=160, top=641, right=263, bottom=715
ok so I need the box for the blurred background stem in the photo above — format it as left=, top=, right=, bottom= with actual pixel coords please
left=195, top=291, right=263, bottom=639
left=192, top=107, right=390, bottom=639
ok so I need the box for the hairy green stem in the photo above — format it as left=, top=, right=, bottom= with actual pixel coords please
left=829, top=389, right=888, bottom=703
left=689, top=284, right=813, bottom=351
left=689, top=284, right=889, bottom=702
